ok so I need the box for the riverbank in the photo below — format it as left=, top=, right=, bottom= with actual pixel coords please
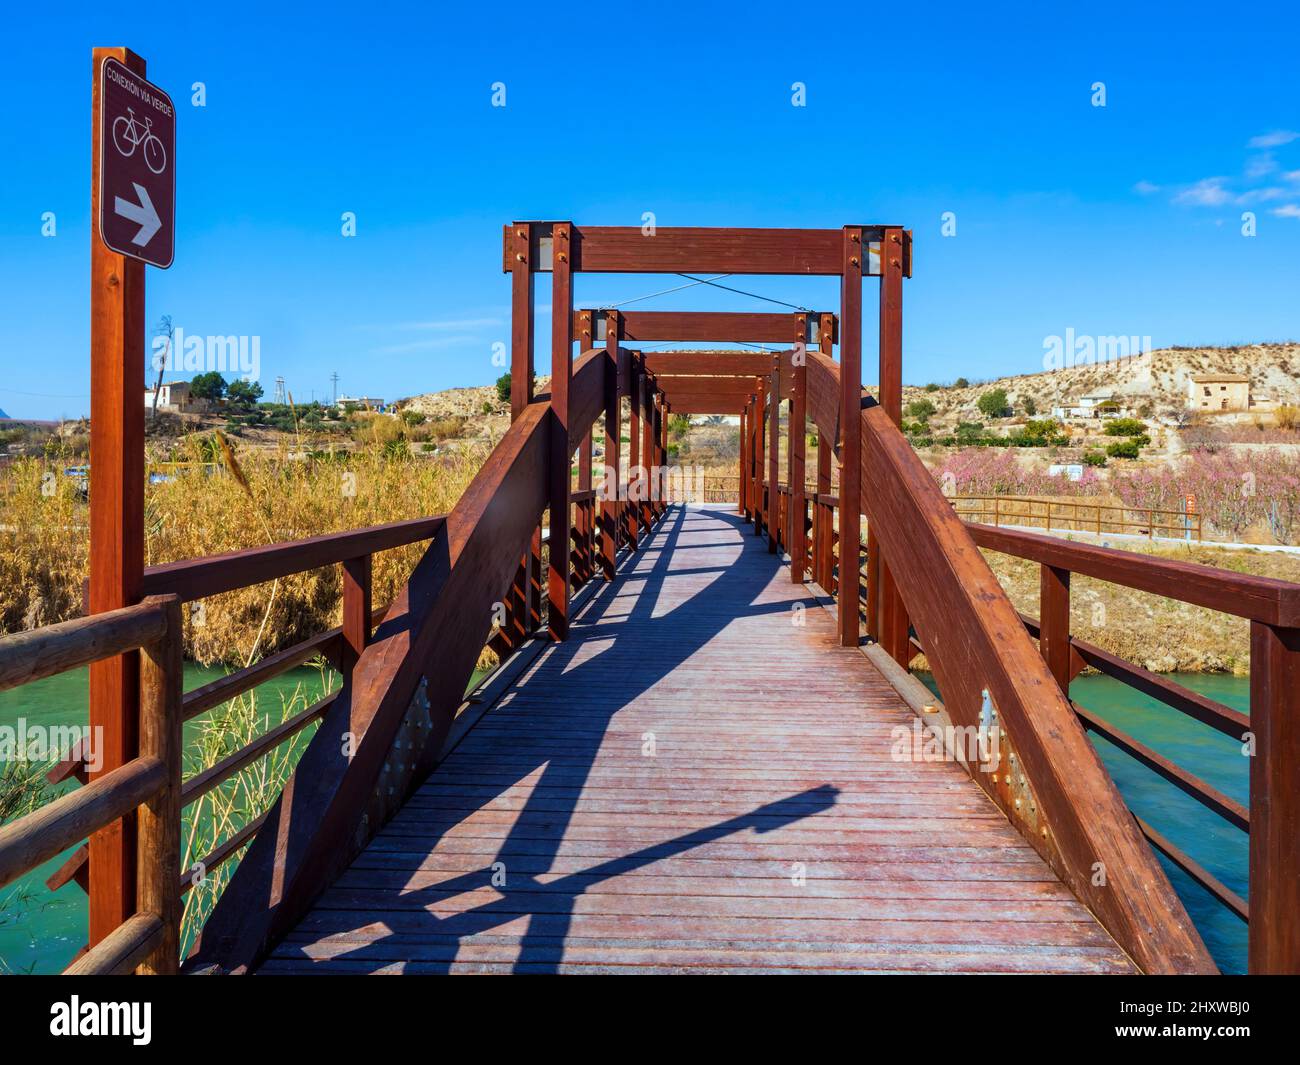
left=977, top=538, right=1299, bottom=673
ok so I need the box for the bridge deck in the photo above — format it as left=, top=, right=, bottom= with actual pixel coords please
left=265, top=506, right=1135, bottom=974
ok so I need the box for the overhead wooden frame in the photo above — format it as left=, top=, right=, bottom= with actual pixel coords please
left=501, top=223, right=910, bottom=644
left=574, top=310, right=838, bottom=346
left=504, top=225, right=905, bottom=276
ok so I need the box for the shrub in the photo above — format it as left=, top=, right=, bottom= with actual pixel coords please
left=977, top=388, right=1011, bottom=418
left=1083, top=450, right=1107, bottom=467
left=1106, top=438, right=1142, bottom=460
left=905, top=398, right=936, bottom=421
left=1104, top=418, right=1148, bottom=437
left=401, top=409, right=426, bottom=427
left=953, top=377, right=970, bottom=389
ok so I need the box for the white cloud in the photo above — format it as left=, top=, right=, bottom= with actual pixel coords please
left=1272, top=204, right=1300, bottom=218
left=1174, top=178, right=1233, bottom=206
left=1245, top=152, right=1278, bottom=179
left=368, top=335, right=478, bottom=355
left=1133, top=180, right=1161, bottom=194
left=1248, top=130, right=1300, bottom=148
left=1236, top=186, right=1289, bottom=204
left=1283, top=170, right=1300, bottom=184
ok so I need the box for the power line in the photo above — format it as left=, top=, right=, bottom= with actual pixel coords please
left=676, top=274, right=809, bottom=312
left=603, top=274, right=733, bottom=309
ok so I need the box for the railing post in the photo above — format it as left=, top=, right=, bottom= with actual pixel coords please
left=577, top=421, right=593, bottom=584
left=739, top=405, right=748, bottom=518
left=838, top=226, right=863, bottom=647
left=628, top=359, right=642, bottom=550
left=1249, top=621, right=1300, bottom=973
left=505, top=221, right=536, bottom=649
left=755, top=381, right=766, bottom=538
left=768, top=357, right=780, bottom=554
left=341, top=554, right=372, bottom=678
left=790, top=320, right=808, bottom=582
left=547, top=221, right=575, bottom=641
left=1039, top=564, right=1071, bottom=693
left=599, top=310, right=620, bottom=580
left=876, top=227, right=911, bottom=665
left=137, top=595, right=182, bottom=974
left=640, top=374, right=654, bottom=533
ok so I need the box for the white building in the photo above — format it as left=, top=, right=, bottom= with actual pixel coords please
left=144, top=381, right=194, bottom=413
left=337, top=394, right=386, bottom=411
left=1051, top=390, right=1136, bottom=420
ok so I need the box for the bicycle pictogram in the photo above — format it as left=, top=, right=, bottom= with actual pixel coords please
left=111, top=107, right=167, bottom=174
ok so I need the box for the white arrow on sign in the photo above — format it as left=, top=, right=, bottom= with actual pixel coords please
left=113, top=182, right=161, bottom=246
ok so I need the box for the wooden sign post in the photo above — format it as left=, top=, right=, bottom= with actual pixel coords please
left=87, top=45, right=175, bottom=949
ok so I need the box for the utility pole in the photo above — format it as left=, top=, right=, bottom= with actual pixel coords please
left=330, top=371, right=339, bottom=406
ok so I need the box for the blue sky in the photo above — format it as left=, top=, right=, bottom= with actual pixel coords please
left=1, top=0, right=1298, bottom=420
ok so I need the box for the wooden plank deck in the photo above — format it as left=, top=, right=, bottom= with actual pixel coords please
left=264, top=505, right=1135, bottom=974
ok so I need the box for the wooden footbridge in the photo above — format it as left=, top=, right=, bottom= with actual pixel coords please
left=2, top=223, right=1298, bottom=975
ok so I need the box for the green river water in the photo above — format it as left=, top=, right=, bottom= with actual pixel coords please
left=1, top=667, right=1249, bottom=974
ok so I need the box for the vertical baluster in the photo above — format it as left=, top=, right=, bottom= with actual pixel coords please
left=1039, top=564, right=1071, bottom=693
left=137, top=594, right=182, bottom=974
left=1249, top=621, right=1300, bottom=973
left=342, top=554, right=372, bottom=680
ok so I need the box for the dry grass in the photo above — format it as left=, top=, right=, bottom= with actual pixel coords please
left=1, top=440, right=485, bottom=664
left=179, top=673, right=332, bottom=955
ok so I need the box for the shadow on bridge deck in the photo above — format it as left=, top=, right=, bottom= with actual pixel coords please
left=262, top=505, right=1135, bottom=974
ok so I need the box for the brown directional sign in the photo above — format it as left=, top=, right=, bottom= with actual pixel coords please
left=98, top=57, right=175, bottom=268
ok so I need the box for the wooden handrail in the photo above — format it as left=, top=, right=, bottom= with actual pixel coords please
left=140, top=515, right=445, bottom=601
left=182, top=603, right=387, bottom=722
left=0, top=593, right=184, bottom=974
left=181, top=692, right=336, bottom=805
left=969, top=522, right=1300, bottom=626
left=1073, top=702, right=1249, bottom=830
left=0, top=599, right=167, bottom=693
left=0, top=756, right=165, bottom=889
left=63, top=912, right=164, bottom=976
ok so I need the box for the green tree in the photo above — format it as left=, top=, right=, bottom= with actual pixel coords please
left=190, top=371, right=227, bottom=402
left=226, top=378, right=263, bottom=411
left=953, top=377, right=970, bottom=389
left=495, top=372, right=512, bottom=403
left=977, top=388, right=1010, bottom=418
left=1105, top=438, right=1142, bottom=460
left=1022, top=396, right=1037, bottom=415
left=1083, top=450, right=1107, bottom=467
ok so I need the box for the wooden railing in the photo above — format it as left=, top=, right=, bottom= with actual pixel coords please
left=952, top=494, right=1202, bottom=541
left=44, top=515, right=449, bottom=912
left=0, top=597, right=182, bottom=974
left=789, top=349, right=1217, bottom=974
left=187, top=345, right=658, bottom=972
left=964, top=521, right=1300, bottom=972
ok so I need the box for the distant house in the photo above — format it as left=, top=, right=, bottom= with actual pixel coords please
left=1188, top=373, right=1250, bottom=412
left=144, top=381, right=196, bottom=413
left=1051, top=389, right=1135, bottom=419
left=337, top=394, right=386, bottom=412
